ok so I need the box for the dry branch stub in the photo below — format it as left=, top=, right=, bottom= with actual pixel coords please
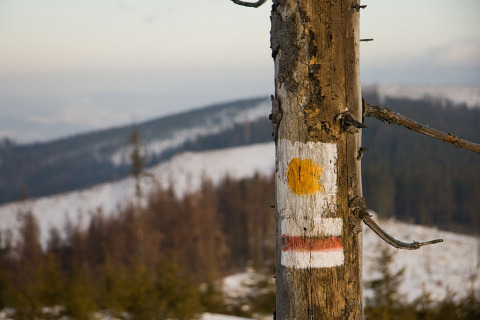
left=362, top=212, right=443, bottom=249
left=350, top=196, right=444, bottom=250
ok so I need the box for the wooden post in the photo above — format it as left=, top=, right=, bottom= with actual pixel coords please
left=270, top=0, right=363, bottom=318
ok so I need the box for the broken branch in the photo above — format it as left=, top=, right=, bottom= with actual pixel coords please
left=363, top=99, right=480, bottom=155
left=230, top=0, right=268, bottom=8
left=361, top=211, right=443, bottom=250
left=350, top=196, right=443, bottom=250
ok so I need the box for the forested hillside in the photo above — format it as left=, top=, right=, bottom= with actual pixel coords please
left=362, top=91, right=480, bottom=233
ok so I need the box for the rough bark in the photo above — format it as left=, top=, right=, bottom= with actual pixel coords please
left=271, top=1, right=363, bottom=319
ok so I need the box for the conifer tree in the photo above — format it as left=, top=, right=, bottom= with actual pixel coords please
left=155, top=258, right=203, bottom=320
left=121, top=261, right=157, bottom=320
left=129, top=128, right=145, bottom=206
left=365, top=246, right=411, bottom=320
left=65, top=265, right=95, bottom=319
left=457, top=285, right=480, bottom=320
left=13, top=211, right=44, bottom=317
left=36, top=252, right=64, bottom=308
left=0, top=230, right=12, bottom=309
left=97, top=253, right=125, bottom=312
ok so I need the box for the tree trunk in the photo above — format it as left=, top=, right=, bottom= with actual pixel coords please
left=270, top=1, right=363, bottom=319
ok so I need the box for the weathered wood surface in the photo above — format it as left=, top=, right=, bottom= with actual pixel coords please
left=271, top=1, right=363, bottom=318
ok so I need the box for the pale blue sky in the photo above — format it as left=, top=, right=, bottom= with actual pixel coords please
left=0, top=0, right=479, bottom=143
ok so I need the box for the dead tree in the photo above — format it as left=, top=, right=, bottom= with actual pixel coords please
left=230, top=1, right=479, bottom=319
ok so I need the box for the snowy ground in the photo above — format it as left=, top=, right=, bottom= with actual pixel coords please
left=362, top=215, right=480, bottom=303
left=0, top=142, right=478, bottom=305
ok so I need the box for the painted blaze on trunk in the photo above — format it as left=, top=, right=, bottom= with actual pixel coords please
left=271, top=0, right=362, bottom=319
left=278, top=140, right=343, bottom=269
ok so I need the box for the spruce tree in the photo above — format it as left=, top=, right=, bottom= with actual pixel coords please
left=365, top=246, right=411, bottom=320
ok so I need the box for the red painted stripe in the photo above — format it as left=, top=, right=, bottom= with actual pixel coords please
left=282, top=235, right=343, bottom=252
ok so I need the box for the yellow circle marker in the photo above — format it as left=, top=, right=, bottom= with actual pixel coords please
left=287, top=158, right=325, bottom=195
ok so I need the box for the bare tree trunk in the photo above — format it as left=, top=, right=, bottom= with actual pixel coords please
left=270, top=1, right=363, bottom=319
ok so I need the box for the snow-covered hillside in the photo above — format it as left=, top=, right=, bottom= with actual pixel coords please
left=0, top=142, right=275, bottom=246
left=364, top=84, right=480, bottom=108
left=110, top=99, right=271, bottom=165
left=0, top=142, right=478, bottom=304
left=0, top=96, right=273, bottom=206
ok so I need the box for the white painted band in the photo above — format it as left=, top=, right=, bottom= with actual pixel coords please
left=281, top=217, right=343, bottom=237
left=281, top=250, right=345, bottom=269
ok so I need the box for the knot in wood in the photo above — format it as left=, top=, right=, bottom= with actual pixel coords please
left=335, top=111, right=366, bottom=134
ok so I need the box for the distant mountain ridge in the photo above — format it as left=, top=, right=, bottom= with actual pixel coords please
left=0, top=97, right=272, bottom=204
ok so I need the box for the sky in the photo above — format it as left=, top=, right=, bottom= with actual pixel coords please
left=0, top=0, right=479, bottom=143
